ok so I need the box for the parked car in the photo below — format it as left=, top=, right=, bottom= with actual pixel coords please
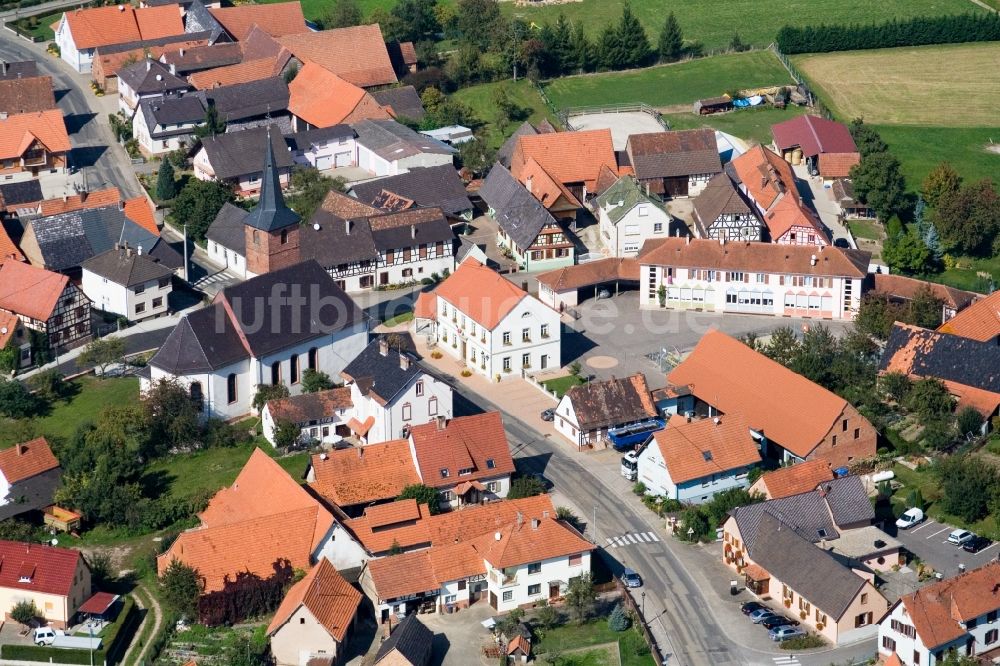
left=896, top=507, right=925, bottom=529
left=740, top=601, right=765, bottom=616
left=761, top=614, right=800, bottom=630
left=769, top=626, right=806, bottom=641
left=622, top=568, right=643, bottom=588
left=948, top=529, right=975, bottom=546
left=963, top=535, right=991, bottom=553
left=541, top=408, right=555, bottom=422
left=749, top=609, right=777, bottom=624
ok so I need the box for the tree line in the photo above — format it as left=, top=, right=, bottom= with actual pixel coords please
left=776, top=12, right=1000, bottom=54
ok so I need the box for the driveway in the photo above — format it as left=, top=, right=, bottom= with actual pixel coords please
left=792, top=164, right=852, bottom=248
left=892, top=518, right=999, bottom=578
left=419, top=602, right=496, bottom=666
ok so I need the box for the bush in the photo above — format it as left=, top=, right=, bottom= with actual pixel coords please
left=956, top=406, right=984, bottom=438
left=10, top=600, right=38, bottom=625
left=779, top=634, right=825, bottom=650
left=508, top=476, right=546, bottom=499
left=607, top=603, right=630, bottom=632
left=632, top=482, right=646, bottom=495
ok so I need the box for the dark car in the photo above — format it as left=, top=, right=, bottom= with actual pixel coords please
left=740, top=601, right=765, bottom=616
left=541, top=408, right=555, bottom=422
left=761, top=615, right=800, bottom=630
left=963, top=535, right=992, bottom=553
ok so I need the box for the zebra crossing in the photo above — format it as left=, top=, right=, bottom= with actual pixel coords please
left=605, top=531, right=660, bottom=548
left=772, top=655, right=801, bottom=666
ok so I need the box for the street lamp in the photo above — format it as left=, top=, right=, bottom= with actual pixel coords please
left=641, top=591, right=645, bottom=617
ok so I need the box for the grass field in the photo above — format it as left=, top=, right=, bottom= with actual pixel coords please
left=6, top=9, right=63, bottom=41
left=452, top=79, right=556, bottom=147
left=543, top=51, right=793, bottom=110
left=542, top=374, right=586, bottom=397
left=662, top=105, right=808, bottom=145
left=535, top=620, right=654, bottom=666
left=874, top=124, right=1000, bottom=188
left=793, top=43, right=1000, bottom=127
left=847, top=220, right=881, bottom=241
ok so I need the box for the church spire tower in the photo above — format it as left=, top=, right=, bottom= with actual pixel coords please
left=244, top=126, right=300, bottom=276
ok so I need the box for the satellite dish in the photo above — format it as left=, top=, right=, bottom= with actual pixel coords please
left=50, top=538, right=58, bottom=546
left=155, top=74, right=162, bottom=82
left=0, top=327, right=7, bottom=335
left=313, top=223, right=320, bottom=231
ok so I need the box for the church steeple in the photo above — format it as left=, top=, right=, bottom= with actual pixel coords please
left=244, top=126, right=301, bottom=276
left=245, top=126, right=300, bottom=232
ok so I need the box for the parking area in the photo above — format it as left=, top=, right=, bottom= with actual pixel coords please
left=893, top=518, right=998, bottom=577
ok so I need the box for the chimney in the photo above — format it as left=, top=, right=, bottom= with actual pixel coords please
left=119, top=200, right=126, bottom=211
left=494, top=531, right=502, bottom=541
left=516, top=511, right=523, bottom=528
left=146, top=59, right=151, bottom=72
left=1, top=62, right=6, bottom=75
left=713, top=416, right=720, bottom=425
left=436, top=415, right=446, bottom=430
left=345, top=218, right=351, bottom=235
left=0, top=111, right=7, bottom=120
left=719, top=236, right=725, bottom=246
left=357, top=447, right=364, bottom=459
left=169, top=63, right=177, bottom=76
left=16, top=443, right=24, bottom=456
left=378, top=338, right=388, bottom=356
left=531, top=518, right=540, bottom=530
left=685, top=235, right=690, bottom=245
left=399, top=354, right=410, bottom=371
left=525, top=175, right=532, bottom=193
left=137, top=245, right=143, bottom=256
left=410, top=225, right=416, bottom=239
left=179, top=48, right=185, bottom=57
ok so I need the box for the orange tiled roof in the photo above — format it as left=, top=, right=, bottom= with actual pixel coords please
left=123, top=197, right=160, bottom=235
left=97, top=41, right=207, bottom=78
left=469, top=516, right=592, bottom=569
left=511, top=129, right=616, bottom=190
left=345, top=501, right=433, bottom=554
left=288, top=63, right=392, bottom=128
left=536, top=257, right=639, bottom=293
left=0, top=260, right=68, bottom=321
left=210, top=2, right=309, bottom=41
left=61, top=5, right=183, bottom=49
left=425, top=495, right=555, bottom=546
left=413, top=291, right=435, bottom=320
left=408, top=412, right=515, bottom=489
left=817, top=152, right=860, bottom=179
left=266, top=558, right=361, bottom=642
left=652, top=412, right=760, bottom=484
left=763, top=196, right=824, bottom=240
left=0, top=437, right=59, bottom=484
left=0, top=110, right=70, bottom=160
left=309, top=439, right=420, bottom=507
left=938, top=291, right=1000, bottom=342
left=899, top=560, right=1000, bottom=649
left=882, top=654, right=903, bottom=666
left=277, top=24, right=397, bottom=88
left=0, top=225, right=23, bottom=262
left=755, top=459, right=833, bottom=499
left=158, top=449, right=334, bottom=592
left=427, top=541, right=486, bottom=584
left=667, top=330, right=854, bottom=458
left=188, top=56, right=287, bottom=90
left=730, top=144, right=799, bottom=211
left=947, top=380, right=1000, bottom=419
left=134, top=5, right=186, bottom=40
left=365, top=550, right=439, bottom=601
left=0, top=311, right=20, bottom=348
left=873, top=274, right=979, bottom=312
left=431, top=259, right=529, bottom=330
left=518, top=157, right=581, bottom=210
left=38, top=187, right=121, bottom=216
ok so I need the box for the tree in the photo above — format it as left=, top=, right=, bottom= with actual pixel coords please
left=457, top=134, right=495, bottom=177
left=933, top=179, right=1000, bottom=257
left=156, top=158, right=178, bottom=201
left=160, top=559, right=203, bottom=619
left=547, top=14, right=573, bottom=74
left=937, top=455, right=999, bottom=523
left=286, top=167, right=341, bottom=222
left=319, top=0, right=362, bottom=28
left=729, top=32, right=747, bottom=52
left=850, top=151, right=906, bottom=220
left=368, top=8, right=406, bottom=42
left=905, top=377, right=954, bottom=422
left=921, top=161, right=962, bottom=208
left=608, top=603, right=630, bottom=631
left=596, top=23, right=625, bottom=70
left=0, top=379, right=39, bottom=418
left=882, top=228, right=931, bottom=275
left=507, top=475, right=546, bottom=499
left=616, top=3, right=651, bottom=68
left=87, top=551, right=114, bottom=588
left=0, top=337, right=18, bottom=375
left=77, top=337, right=125, bottom=374
left=854, top=293, right=903, bottom=341
left=252, top=383, right=289, bottom=413
left=569, top=22, right=594, bottom=73
left=680, top=506, right=712, bottom=541
left=564, top=572, right=595, bottom=624
left=956, top=406, right=984, bottom=438
left=657, top=12, right=683, bottom=62
left=194, top=101, right=225, bottom=138
left=10, top=600, right=38, bottom=626
left=908, top=286, right=945, bottom=329
left=849, top=119, right=888, bottom=157
left=391, top=0, right=441, bottom=43
left=492, top=84, right=528, bottom=134
left=143, top=378, right=200, bottom=453
left=555, top=506, right=582, bottom=531
left=455, top=0, right=502, bottom=51
left=879, top=371, right=912, bottom=404
left=301, top=369, right=334, bottom=393
left=761, top=326, right=800, bottom=367
left=171, top=179, right=235, bottom=242
left=274, top=420, right=302, bottom=448
left=398, top=484, right=443, bottom=514
left=536, top=603, right=559, bottom=629
left=28, top=369, right=65, bottom=402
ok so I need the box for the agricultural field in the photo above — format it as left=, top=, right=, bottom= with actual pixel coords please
left=452, top=78, right=557, bottom=147
left=543, top=51, right=792, bottom=110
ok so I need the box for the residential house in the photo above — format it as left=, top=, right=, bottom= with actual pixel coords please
left=373, top=614, right=433, bottom=666
left=0, top=260, right=91, bottom=353
left=667, top=330, right=877, bottom=468
left=134, top=94, right=204, bottom=156
left=554, top=373, right=657, bottom=450
left=0, top=312, right=32, bottom=371
left=0, top=61, right=38, bottom=80
left=187, top=51, right=294, bottom=90
left=0, top=438, right=62, bottom=520
left=415, top=258, right=561, bottom=380
left=208, top=2, right=308, bottom=41
left=80, top=243, right=174, bottom=321
left=881, top=323, right=1000, bottom=427
left=370, top=86, right=425, bottom=123
left=288, top=64, right=393, bottom=131
left=510, top=128, right=617, bottom=216
left=286, top=125, right=358, bottom=171
left=0, top=180, right=43, bottom=217
left=354, top=120, right=456, bottom=178
left=300, top=204, right=455, bottom=291
left=535, top=257, right=639, bottom=312
left=0, top=110, right=71, bottom=181
left=497, top=120, right=555, bottom=168
left=772, top=115, right=860, bottom=181
left=193, top=77, right=291, bottom=133
left=144, top=260, right=368, bottom=421
left=637, top=412, right=760, bottom=502
left=205, top=203, right=251, bottom=277
left=937, top=290, right=1000, bottom=343
left=341, top=336, right=453, bottom=444
left=625, top=129, right=722, bottom=198
left=276, top=24, right=398, bottom=89
left=193, top=125, right=294, bottom=196
left=749, top=459, right=834, bottom=500
left=595, top=176, right=676, bottom=257
left=158, top=449, right=368, bottom=589
left=267, top=559, right=362, bottom=666
left=159, top=42, right=243, bottom=76
left=0, top=541, right=91, bottom=629
left=91, top=35, right=209, bottom=93
left=55, top=4, right=184, bottom=73
left=729, top=145, right=827, bottom=246
left=350, top=164, right=474, bottom=224
left=871, top=274, right=979, bottom=324
left=261, top=387, right=354, bottom=446
left=637, top=237, right=869, bottom=319
left=0, top=76, right=55, bottom=116
left=306, top=439, right=421, bottom=515
left=877, top=561, right=1000, bottom=666
left=479, top=163, right=574, bottom=271
left=116, top=58, right=190, bottom=116
left=692, top=172, right=761, bottom=242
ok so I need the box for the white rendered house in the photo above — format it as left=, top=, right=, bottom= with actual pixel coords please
left=595, top=177, right=673, bottom=257
left=80, top=244, right=173, bottom=321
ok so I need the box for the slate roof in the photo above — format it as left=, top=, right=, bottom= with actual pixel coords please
left=139, top=95, right=204, bottom=135
left=244, top=127, right=300, bottom=231
left=149, top=302, right=249, bottom=373
left=497, top=121, right=539, bottom=168
left=479, top=162, right=558, bottom=250
left=350, top=165, right=472, bottom=218
left=341, top=335, right=423, bottom=404
left=626, top=129, right=722, bottom=180
left=198, top=124, right=294, bottom=181
left=565, top=374, right=656, bottom=431
left=183, top=0, right=226, bottom=43
left=352, top=119, right=455, bottom=161
left=881, top=323, right=1000, bottom=395
left=595, top=176, right=666, bottom=226
left=161, top=43, right=242, bottom=73
left=206, top=202, right=249, bottom=254
left=284, top=125, right=355, bottom=153
left=301, top=206, right=452, bottom=267
left=0, top=467, right=62, bottom=522
left=374, top=614, right=433, bottom=666
left=299, top=196, right=380, bottom=268
left=371, top=85, right=425, bottom=121
left=81, top=245, right=174, bottom=287
left=195, top=77, right=289, bottom=123
left=369, top=208, right=453, bottom=251
left=821, top=476, right=876, bottom=526
left=0, top=76, right=55, bottom=115
left=118, top=59, right=189, bottom=95
left=0, top=180, right=42, bottom=207
left=692, top=172, right=754, bottom=229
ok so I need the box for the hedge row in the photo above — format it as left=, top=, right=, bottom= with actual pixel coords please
left=776, top=12, right=1000, bottom=54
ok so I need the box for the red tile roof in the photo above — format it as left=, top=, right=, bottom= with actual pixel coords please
left=38, top=187, right=121, bottom=216
left=0, top=437, right=59, bottom=484
left=763, top=196, right=825, bottom=241
left=188, top=56, right=287, bottom=89
left=267, top=558, right=361, bottom=642
left=78, top=591, right=118, bottom=615
left=0, top=76, right=55, bottom=115
left=753, top=459, right=833, bottom=499
left=134, top=5, right=186, bottom=40
left=0, top=110, right=70, bottom=160
left=898, top=560, right=1000, bottom=649
left=772, top=115, right=858, bottom=158
left=511, top=129, right=617, bottom=190
left=817, top=152, right=860, bottom=179
left=277, top=25, right=397, bottom=88
left=61, top=5, right=183, bottom=49
left=536, top=257, right=638, bottom=293
left=0, top=226, right=23, bottom=262
left=667, top=330, right=856, bottom=458
left=517, top=157, right=581, bottom=210
left=468, top=516, right=592, bottom=569
left=430, top=259, right=529, bottom=330
left=123, top=197, right=160, bottom=235
left=345, top=501, right=433, bottom=553
left=288, top=63, right=392, bottom=128
left=308, top=439, right=420, bottom=508
left=0, top=311, right=21, bottom=348
left=652, top=413, right=760, bottom=484
left=730, top=144, right=798, bottom=211
left=408, top=412, right=515, bottom=489
left=210, top=2, right=308, bottom=41
left=0, top=260, right=69, bottom=321
left=365, top=550, right=439, bottom=601
left=873, top=274, right=979, bottom=312
left=0, top=540, right=82, bottom=596
left=938, top=291, right=1000, bottom=342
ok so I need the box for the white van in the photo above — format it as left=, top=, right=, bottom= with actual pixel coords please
left=33, top=627, right=61, bottom=645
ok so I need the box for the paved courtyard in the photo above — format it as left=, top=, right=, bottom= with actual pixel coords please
left=892, top=517, right=1000, bottom=579
left=567, top=111, right=666, bottom=150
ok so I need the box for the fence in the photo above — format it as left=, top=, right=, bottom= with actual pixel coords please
left=559, top=103, right=669, bottom=131
left=616, top=579, right=666, bottom=666
left=768, top=43, right=834, bottom=120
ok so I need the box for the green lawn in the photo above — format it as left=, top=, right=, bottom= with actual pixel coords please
left=846, top=220, right=881, bottom=241
left=535, top=620, right=654, bottom=666
left=662, top=104, right=808, bottom=145
left=542, top=374, right=586, bottom=398
left=452, top=79, right=557, bottom=148
left=543, top=51, right=793, bottom=110
left=874, top=125, right=1000, bottom=190
left=892, top=463, right=1000, bottom=540
left=0, top=376, right=139, bottom=448
left=382, top=310, right=415, bottom=327
left=927, top=254, right=1000, bottom=293
left=6, top=9, right=63, bottom=41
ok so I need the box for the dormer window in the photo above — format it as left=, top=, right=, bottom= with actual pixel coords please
left=817, top=529, right=828, bottom=539
left=486, top=458, right=496, bottom=469
left=458, top=467, right=473, bottom=476
left=440, top=468, right=450, bottom=478
left=18, top=563, right=34, bottom=583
